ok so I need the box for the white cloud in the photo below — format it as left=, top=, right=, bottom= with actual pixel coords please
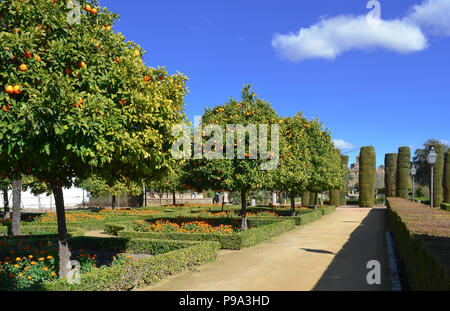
left=405, top=0, right=450, bottom=36
left=333, top=139, right=355, bottom=150
left=272, top=15, right=427, bottom=62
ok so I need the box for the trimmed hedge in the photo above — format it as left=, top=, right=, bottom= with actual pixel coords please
left=115, top=217, right=296, bottom=250
left=396, top=147, right=411, bottom=199
left=431, top=145, right=444, bottom=207
left=42, top=238, right=220, bottom=291
left=387, top=197, right=450, bottom=290
left=444, top=152, right=450, bottom=204
left=441, top=203, right=450, bottom=212
left=359, top=146, right=376, bottom=207
left=320, top=205, right=336, bottom=216
left=0, top=225, right=84, bottom=237
left=340, top=155, right=349, bottom=205
left=385, top=153, right=398, bottom=198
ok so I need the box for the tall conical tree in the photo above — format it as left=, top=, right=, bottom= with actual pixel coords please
left=329, top=149, right=341, bottom=206
left=359, top=146, right=376, bottom=207
left=340, top=155, right=349, bottom=205
left=302, top=191, right=310, bottom=207
left=385, top=153, right=398, bottom=197
left=431, top=145, right=444, bottom=207
left=444, top=152, right=450, bottom=204
left=396, top=147, right=411, bottom=199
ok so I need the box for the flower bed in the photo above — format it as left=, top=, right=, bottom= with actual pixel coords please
left=0, top=236, right=220, bottom=291
left=191, top=206, right=329, bottom=226
left=133, top=219, right=239, bottom=234
left=43, top=238, right=220, bottom=291
left=0, top=236, right=132, bottom=290
left=111, top=217, right=296, bottom=250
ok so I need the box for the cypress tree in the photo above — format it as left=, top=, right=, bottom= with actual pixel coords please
left=396, top=147, right=411, bottom=199
left=340, top=155, right=349, bottom=205
left=359, top=146, right=376, bottom=207
left=310, top=192, right=317, bottom=206
left=431, top=145, right=444, bottom=207
left=385, top=153, right=398, bottom=197
left=329, top=148, right=341, bottom=206
left=301, top=191, right=310, bottom=207
left=444, top=152, right=450, bottom=204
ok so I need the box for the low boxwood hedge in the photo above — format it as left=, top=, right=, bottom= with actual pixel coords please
left=0, top=225, right=84, bottom=237
left=114, top=217, right=296, bottom=250
left=387, top=197, right=450, bottom=290
left=320, top=205, right=336, bottom=216
left=441, top=203, right=450, bottom=212
left=42, top=238, right=220, bottom=291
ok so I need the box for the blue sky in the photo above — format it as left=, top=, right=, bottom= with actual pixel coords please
left=102, top=0, right=449, bottom=166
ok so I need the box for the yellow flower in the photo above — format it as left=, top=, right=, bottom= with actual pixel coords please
left=46, top=255, right=52, bottom=259
left=14, top=264, right=19, bottom=268
left=30, top=261, right=36, bottom=265
left=39, top=257, right=44, bottom=261
left=16, top=257, right=21, bottom=261
left=28, top=255, right=33, bottom=259
left=43, top=267, right=49, bottom=271
left=51, top=272, right=56, bottom=276
left=27, top=276, right=32, bottom=280
left=19, top=273, right=24, bottom=277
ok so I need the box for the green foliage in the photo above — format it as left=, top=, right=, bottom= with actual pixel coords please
left=441, top=203, right=450, bottom=212
left=396, top=147, right=411, bottom=199
left=359, top=146, right=376, bottom=207
left=444, top=152, right=450, bottom=204
left=42, top=239, right=220, bottom=291
left=274, top=112, right=312, bottom=194
left=386, top=198, right=450, bottom=290
left=431, top=145, right=444, bottom=207
left=340, top=155, right=349, bottom=205
left=118, top=217, right=295, bottom=249
left=412, top=139, right=449, bottom=188
left=301, top=191, right=310, bottom=207
left=384, top=153, right=397, bottom=197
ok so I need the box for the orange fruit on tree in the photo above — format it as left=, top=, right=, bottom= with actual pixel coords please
left=2, top=107, right=8, bottom=112
left=19, top=64, right=28, bottom=71
left=85, top=5, right=92, bottom=12
left=5, top=85, right=14, bottom=95
left=134, top=50, right=140, bottom=57
left=78, top=61, right=86, bottom=68
left=35, top=55, right=41, bottom=62
left=106, top=25, right=112, bottom=31
left=91, top=8, right=98, bottom=14
left=24, top=50, right=33, bottom=58
left=13, top=85, right=21, bottom=95
left=65, top=67, right=72, bottom=75
left=144, top=76, right=151, bottom=82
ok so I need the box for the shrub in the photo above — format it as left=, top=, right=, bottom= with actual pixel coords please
left=42, top=239, right=220, bottom=291
left=441, top=203, right=450, bottom=212
left=431, top=145, right=444, bottom=207
left=385, top=153, right=398, bottom=197
left=359, top=146, right=376, bottom=207
left=396, top=147, right=411, bottom=199
left=387, top=197, right=450, bottom=290
left=444, top=152, right=450, bottom=204
left=117, top=217, right=295, bottom=250
left=340, top=155, right=349, bottom=205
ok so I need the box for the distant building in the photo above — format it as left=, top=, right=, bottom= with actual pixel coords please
left=347, top=156, right=385, bottom=190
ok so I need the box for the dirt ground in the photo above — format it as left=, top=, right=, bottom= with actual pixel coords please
left=138, top=207, right=392, bottom=291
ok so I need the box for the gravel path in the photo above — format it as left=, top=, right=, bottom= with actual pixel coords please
left=138, top=207, right=392, bottom=291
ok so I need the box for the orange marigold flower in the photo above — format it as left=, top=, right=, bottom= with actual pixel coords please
left=39, top=257, right=44, bottom=261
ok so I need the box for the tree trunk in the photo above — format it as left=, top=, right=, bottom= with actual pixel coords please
left=2, top=187, right=10, bottom=220
left=240, top=189, right=248, bottom=230
left=50, top=179, right=72, bottom=279
left=112, top=195, right=116, bottom=209
left=172, top=190, right=176, bottom=206
left=11, top=179, right=22, bottom=236
left=314, top=192, right=319, bottom=209
left=290, top=191, right=296, bottom=217
left=221, top=193, right=225, bottom=212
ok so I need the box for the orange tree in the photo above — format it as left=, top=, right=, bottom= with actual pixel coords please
left=0, top=0, right=187, bottom=278
left=74, top=175, right=142, bottom=208
left=304, top=119, right=344, bottom=208
left=272, top=113, right=312, bottom=216
left=181, top=85, right=278, bottom=229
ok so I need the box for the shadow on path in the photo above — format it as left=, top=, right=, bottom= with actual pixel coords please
left=300, top=248, right=335, bottom=255
left=313, top=208, right=391, bottom=291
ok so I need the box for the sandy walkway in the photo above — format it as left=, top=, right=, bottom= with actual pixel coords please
left=138, top=207, right=392, bottom=291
